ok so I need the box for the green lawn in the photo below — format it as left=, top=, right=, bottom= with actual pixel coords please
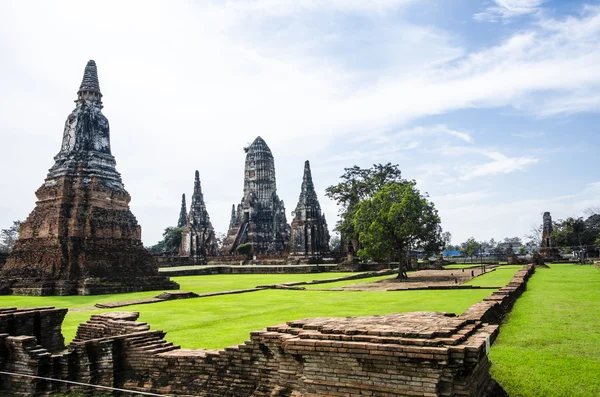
left=303, top=274, right=397, bottom=289
left=464, top=265, right=523, bottom=287
left=444, top=263, right=488, bottom=269
left=62, top=287, right=495, bottom=349
left=0, top=272, right=359, bottom=310
left=490, top=264, right=600, bottom=397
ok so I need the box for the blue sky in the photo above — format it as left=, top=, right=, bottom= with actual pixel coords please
left=1, top=0, right=600, bottom=246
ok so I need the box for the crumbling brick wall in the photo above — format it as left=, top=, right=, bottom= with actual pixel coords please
left=0, top=265, right=534, bottom=396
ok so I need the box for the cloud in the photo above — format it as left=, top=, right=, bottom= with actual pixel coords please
left=0, top=1, right=599, bottom=245
left=437, top=181, right=600, bottom=243
left=474, top=0, right=545, bottom=23
left=458, top=151, right=539, bottom=180
left=512, top=131, right=544, bottom=138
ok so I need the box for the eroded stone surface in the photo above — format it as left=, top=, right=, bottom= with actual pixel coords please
left=0, top=60, right=178, bottom=296
left=177, top=193, right=187, bottom=228
left=179, top=171, right=217, bottom=261
left=289, top=161, right=330, bottom=262
left=223, top=137, right=289, bottom=254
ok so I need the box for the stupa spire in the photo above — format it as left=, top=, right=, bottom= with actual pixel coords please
left=192, top=170, right=203, bottom=204
left=177, top=194, right=187, bottom=228
left=179, top=171, right=217, bottom=259
left=297, top=160, right=319, bottom=211
left=77, top=60, right=103, bottom=105
left=289, top=160, right=329, bottom=259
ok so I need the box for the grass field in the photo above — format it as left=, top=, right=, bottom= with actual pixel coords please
left=0, top=268, right=524, bottom=351
left=464, top=265, right=523, bottom=287
left=490, top=264, right=600, bottom=397
left=63, top=287, right=495, bottom=349
left=0, top=272, right=367, bottom=309
left=444, top=263, right=487, bottom=269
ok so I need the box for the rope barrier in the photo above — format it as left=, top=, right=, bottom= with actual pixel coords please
left=0, top=370, right=171, bottom=397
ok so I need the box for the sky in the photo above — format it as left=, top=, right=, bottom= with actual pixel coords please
left=1, top=0, right=600, bottom=247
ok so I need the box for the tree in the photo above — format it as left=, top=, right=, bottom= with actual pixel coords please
left=353, top=181, right=442, bottom=279
left=460, top=237, right=479, bottom=263
left=329, top=233, right=341, bottom=252
left=519, top=245, right=526, bottom=255
left=441, top=231, right=452, bottom=251
left=214, top=232, right=227, bottom=254
left=147, top=227, right=183, bottom=255
left=236, top=243, right=253, bottom=258
left=0, top=221, right=21, bottom=253
left=326, top=163, right=405, bottom=252
left=525, top=223, right=543, bottom=246
left=503, top=237, right=522, bottom=245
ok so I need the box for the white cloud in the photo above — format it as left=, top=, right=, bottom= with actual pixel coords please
left=0, top=1, right=599, bottom=245
left=436, top=181, right=600, bottom=244
left=474, top=0, right=545, bottom=23
left=458, top=151, right=539, bottom=180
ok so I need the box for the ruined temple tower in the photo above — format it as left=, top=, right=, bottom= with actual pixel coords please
left=289, top=161, right=330, bottom=261
left=540, top=211, right=559, bottom=259
left=223, top=137, right=289, bottom=254
left=177, top=194, right=187, bottom=228
left=179, top=171, right=218, bottom=261
left=0, top=60, right=179, bottom=295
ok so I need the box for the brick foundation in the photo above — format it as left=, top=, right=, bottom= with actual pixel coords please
left=0, top=265, right=534, bottom=396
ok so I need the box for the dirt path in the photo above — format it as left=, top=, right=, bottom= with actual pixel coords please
left=335, top=266, right=498, bottom=291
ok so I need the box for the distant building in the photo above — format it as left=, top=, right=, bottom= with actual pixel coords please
left=289, top=161, right=330, bottom=261
left=223, top=137, right=289, bottom=255
left=179, top=171, right=218, bottom=261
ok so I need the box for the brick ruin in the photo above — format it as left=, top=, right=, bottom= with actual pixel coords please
left=223, top=137, right=290, bottom=255
left=179, top=171, right=218, bottom=262
left=177, top=193, right=187, bottom=228
left=539, top=211, right=560, bottom=260
left=0, top=60, right=179, bottom=296
left=0, top=265, right=535, bottom=396
left=289, top=161, right=330, bottom=262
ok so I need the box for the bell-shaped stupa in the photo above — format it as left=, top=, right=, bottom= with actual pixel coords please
left=0, top=60, right=179, bottom=295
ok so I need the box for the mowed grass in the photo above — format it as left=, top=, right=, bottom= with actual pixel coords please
left=62, top=287, right=495, bottom=349
left=490, top=264, right=600, bottom=397
left=444, top=263, right=487, bottom=269
left=0, top=272, right=359, bottom=310
left=303, top=274, right=396, bottom=289
left=464, top=265, right=523, bottom=287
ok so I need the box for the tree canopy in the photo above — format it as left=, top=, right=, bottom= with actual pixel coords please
left=353, top=181, right=442, bottom=277
left=460, top=237, right=479, bottom=262
left=147, top=227, right=183, bottom=255
left=0, top=221, right=21, bottom=253
left=325, top=163, right=404, bottom=249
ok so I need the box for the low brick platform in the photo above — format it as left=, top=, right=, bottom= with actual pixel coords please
left=0, top=265, right=535, bottom=396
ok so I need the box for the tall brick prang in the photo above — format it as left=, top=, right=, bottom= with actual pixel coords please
left=223, top=137, right=289, bottom=255
left=289, top=160, right=330, bottom=261
left=179, top=170, right=218, bottom=261
left=0, top=60, right=179, bottom=296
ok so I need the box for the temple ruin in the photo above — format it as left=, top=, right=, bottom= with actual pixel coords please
left=289, top=161, right=330, bottom=261
left=0, top=60, right=179, bottom=296
left=179, top=171, right=218, bottom=261
left=177, top=193, right=187, bottom=228
left=223, top=137, right=289, bottom=255
left=540, top=211, right=559, bottom=259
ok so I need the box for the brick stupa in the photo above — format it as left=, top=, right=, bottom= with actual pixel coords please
left=289, top=161, right=330, bottom=261
left=0, top=60, right=179, bottom=296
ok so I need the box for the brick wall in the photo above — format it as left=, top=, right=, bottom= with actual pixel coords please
left=0, top=265, right=535, bottom=396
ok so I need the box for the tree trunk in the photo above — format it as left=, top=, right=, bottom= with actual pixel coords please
left=396, top=251, right=408, bottom=280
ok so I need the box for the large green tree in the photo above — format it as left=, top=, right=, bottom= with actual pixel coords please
left=147, top=227, right=184, bottom=255
left=325, top=163, right=404, bottom=252
left=0, top=221, right=21, bottom=253
left=353, top=181, right=442, bottom=279
left=460, top=237, right=479, bottom=263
